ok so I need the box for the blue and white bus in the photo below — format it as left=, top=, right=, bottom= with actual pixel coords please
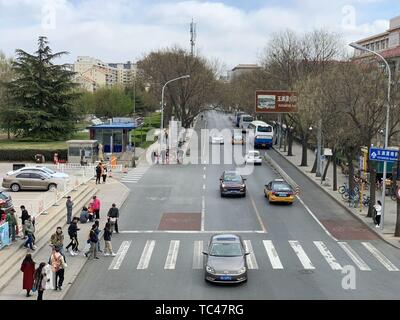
left=248, top=121, right=274, bottom=149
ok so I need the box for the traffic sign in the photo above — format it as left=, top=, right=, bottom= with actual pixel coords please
left=369, top=147, right=399, bottom=162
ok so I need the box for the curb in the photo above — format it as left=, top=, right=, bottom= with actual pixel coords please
left=271, top=147, right=400, bottom=249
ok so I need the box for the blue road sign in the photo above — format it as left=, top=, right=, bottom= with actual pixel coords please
left=369, top=147, right=399, bottom=162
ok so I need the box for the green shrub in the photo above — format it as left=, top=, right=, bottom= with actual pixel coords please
left=0, top=149, right=68, bottom=161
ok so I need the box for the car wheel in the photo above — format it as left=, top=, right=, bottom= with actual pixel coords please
left=48, top=183, right=57, bottom=191
left=10, top=184, right=20, bottom=192
left=242, top=193, right=246, bottom=198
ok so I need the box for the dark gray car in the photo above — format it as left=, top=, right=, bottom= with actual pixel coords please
left=203, top=234, right=249, bottom=284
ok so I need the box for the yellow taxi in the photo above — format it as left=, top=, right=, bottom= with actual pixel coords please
left=264, top=179, right=295, bottom=204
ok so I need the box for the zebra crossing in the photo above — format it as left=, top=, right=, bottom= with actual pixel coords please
left=108, top=239, right=400, bottom=272
left=121, top=166, right=150, bottom=184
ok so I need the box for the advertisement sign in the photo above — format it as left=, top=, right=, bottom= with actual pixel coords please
left=0, top=222, right=10, bottom=249
left=255, top=90, right=298, bottom=113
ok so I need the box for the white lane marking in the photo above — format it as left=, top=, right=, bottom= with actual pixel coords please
left=243, top=240, right=258, bottom=269
left=203, top=167, right=206, bottom=171
left=121, top=181, right=139, bottom=184
left=338, top=242, right=371, bottom=271
left=249, top=192, right=267, bottom=233
left=313, top=241, right=342, bottom=270
left=203, top=184, right=206, bottom=190
left=289, top=240, right=315, bottom=270
left=164, top=240, right=180, bottom=270
left=119, top=230, right=267, bottom=234
left=193, top=240, right=203, bottom=269
left=203, top=174, right=206, bottom=179
left=201, top=196, right=205, bottom=231
left=108, top=241, right=131, bottom=270
left=137, top=240, right=155, bottom=270
left=361, top=242, right=399, bottom=271
left=263, top=240, right=283, bottom=269
left=296, top=196, right=338, bottom=241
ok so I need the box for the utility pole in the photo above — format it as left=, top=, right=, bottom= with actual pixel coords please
left=395, top=150, right=400, bottom=236
left=316, top=118, right=322, bottom=177
left=190, top=19, right=196, bottom=57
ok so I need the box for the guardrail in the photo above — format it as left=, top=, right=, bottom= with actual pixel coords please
left=264, top=152, right=300, bottom=195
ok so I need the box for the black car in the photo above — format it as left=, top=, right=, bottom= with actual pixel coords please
left=0, top=191, right=14, bottom=213
left=203, top=234, right=249, bottom=284
left=219, top=171, right=246, bottom=197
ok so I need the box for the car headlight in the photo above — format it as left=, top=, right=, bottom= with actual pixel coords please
left=221, top=183, right=226, bottom=188
left=206, top=265, right=216, bottom=274
left=241, top=184, right=246, bottom=188
left=238, top=267, right=247, bottom=274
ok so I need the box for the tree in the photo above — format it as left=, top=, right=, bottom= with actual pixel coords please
left=0, top=51, right=14, bottom=139
left=137, top=47, right=217, bottom=128
left=92, top=86, right=133, bottom=118
left=6, top=36, right=79, bottom=140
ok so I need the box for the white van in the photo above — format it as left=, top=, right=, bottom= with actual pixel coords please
left=239, top=114, right=254, bottom=132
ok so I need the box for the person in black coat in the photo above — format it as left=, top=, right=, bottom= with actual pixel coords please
left=20, top=205, right=29, bottom=239
left=66, top=218, right=80, bottom=255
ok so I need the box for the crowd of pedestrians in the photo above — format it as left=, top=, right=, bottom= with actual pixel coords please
left=15, top=195, right=120, bottom=300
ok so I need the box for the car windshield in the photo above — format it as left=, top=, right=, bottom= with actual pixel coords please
left=210, top=243, right=243, bottom=257
left=0, top=193, right=8, bottom=200
left=257, top=126, right=272, bottom=132
left=243, top=116, right=253, bottom=122
left=249, top=152, right=259, bottom=157
left=41, top=167, right=55, bottom=174
left=273, top=183, right=292, bottom=191
left=224, top=173, right=242, bottom=182
left=234, top=135, right=242, bottom=139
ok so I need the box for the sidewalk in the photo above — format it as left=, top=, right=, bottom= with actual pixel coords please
left=274, top=140, right=400, bottom=248
left=0, top=177, right=130, bottom=300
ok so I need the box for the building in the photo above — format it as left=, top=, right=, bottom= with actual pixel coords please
left=229, top=64, right=261, bottom=81
left=353, top=15, right=400, bottom=74
left=73, top=56, right=137, bottom=92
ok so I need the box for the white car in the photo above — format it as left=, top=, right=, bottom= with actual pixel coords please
left=7, top=166, right=70, bottom=180
left=232, top=133, right=244, bottom=145
left=210, top=134, right=224, bottom=144
left=244, top=151, right=262, bottom=165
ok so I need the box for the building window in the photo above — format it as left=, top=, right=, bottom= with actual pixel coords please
left=376, top=42, right=380, bottom=50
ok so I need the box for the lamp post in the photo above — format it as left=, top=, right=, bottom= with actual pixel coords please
left=349, top=42, right=392, bottom=231
left=160, top=75, right=190, bottom=148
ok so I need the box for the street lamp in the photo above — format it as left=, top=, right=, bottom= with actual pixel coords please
left=349, top=42, right=392, bottom=231
left=160, top=75, right=190, bottom=147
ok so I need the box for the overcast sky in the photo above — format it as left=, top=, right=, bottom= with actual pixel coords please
left=0, top=0, right=398, bottom=71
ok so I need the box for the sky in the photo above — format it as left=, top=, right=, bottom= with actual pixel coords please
left=0, top=0, right=399, bottom=71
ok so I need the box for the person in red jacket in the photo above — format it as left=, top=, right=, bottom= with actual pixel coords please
left=20, top=254, right=35, bottom=297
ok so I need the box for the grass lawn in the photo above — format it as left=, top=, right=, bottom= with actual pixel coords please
left=0, top=131, right=90, bottom=150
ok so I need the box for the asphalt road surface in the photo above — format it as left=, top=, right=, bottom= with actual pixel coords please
left=65, top=110, right=400, bottom=300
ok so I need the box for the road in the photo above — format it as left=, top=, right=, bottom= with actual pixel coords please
left=65, top=110, right=400, bottom=300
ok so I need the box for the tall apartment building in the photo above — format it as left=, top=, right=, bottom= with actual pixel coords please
left=73, top=56, right=137, bottom=92
left=353, top=15, right=400, bottom=74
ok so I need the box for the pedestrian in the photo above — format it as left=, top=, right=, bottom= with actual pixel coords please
left=20, top=205, right=29, bottom=239
left=33, top=262, right=48, bottom=300
left=103, top=222, right=116, bottom=256
left=80, top=206, right=89, bottom=224
left=24, top=216, right=35, bottom=251
left=102, top=164, right=108, bottom=183
left=66, top=196, right=73, bottom=224
left=94, top=220, right=102, bottom=252
left=50, top=246, right=67, bottom=290
left=50, top=227, right=65, bottom=256
left=107, top=203, right=119, bottom=233
left=6, top=209, right=17, bottom=242
left=66, top=218, right=80, bottom=255
left=86, top=224, right=99, bottom=260
left=87, top=203, right=94, bottom=222
left=95, top=162, right=102, bottom=184
left=373, top=200, right=382, bottom=227
left=91, top=195, right=101, bottom=220
left=20, top=254, right=35, bottom=297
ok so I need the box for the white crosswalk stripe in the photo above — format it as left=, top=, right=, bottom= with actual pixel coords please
left=289, top=240, right=315, bottom=270
left=164, top=240, right=180, bottom=270
left=108, top=241, right=131, bottom=270
left=193, top=241, right=203, bottom=269
left=106, top=239, right=399, bottom=273
left=121, top=167, right=149, bottom=184
left=338, top=242, right=371, bottom=271
left=263, top=240, right=283, bottom=269
left=314, top=241, right=342, bottom=270
left=243, top=240, right=258, bottom=270
left=137, top=240, right=155, bottom=270
left=361, top=242, right=399, bottom=271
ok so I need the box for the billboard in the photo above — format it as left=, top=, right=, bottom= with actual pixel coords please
left=255, top=90, right=298, bottom=113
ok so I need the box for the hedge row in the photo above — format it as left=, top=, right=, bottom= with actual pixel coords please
left=0, top=149, right=68, bottom=161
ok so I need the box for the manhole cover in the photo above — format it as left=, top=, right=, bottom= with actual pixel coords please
left=299, top=269, right=314, bottom=274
